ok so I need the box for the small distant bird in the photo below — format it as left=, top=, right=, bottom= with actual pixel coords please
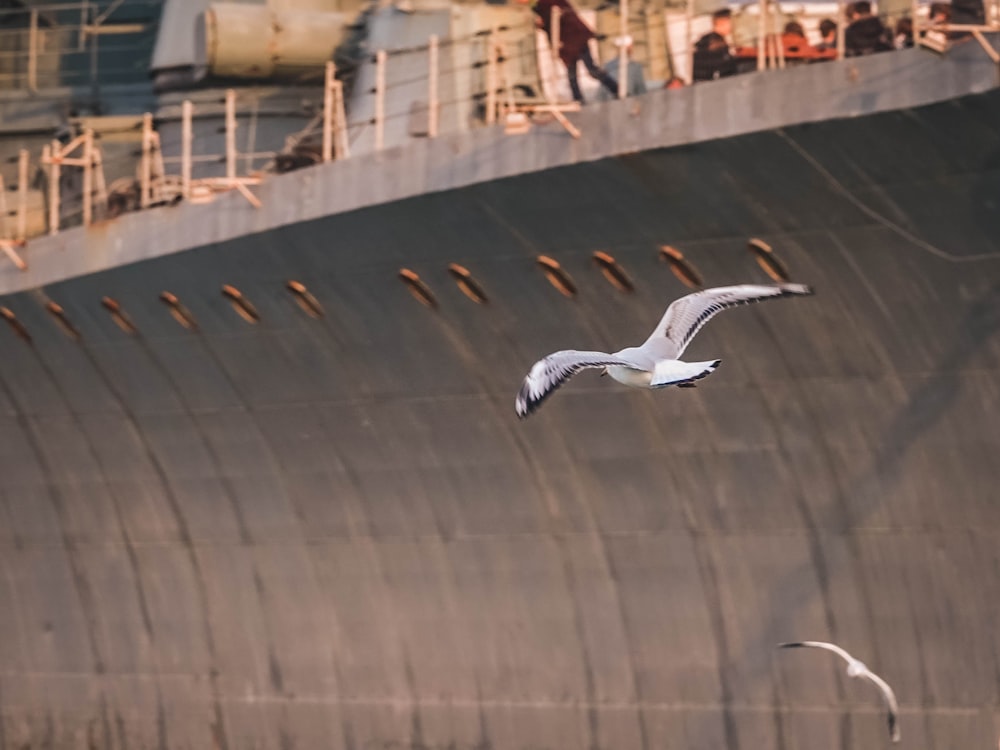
left=778, top=641, right=900, bottom=743
left=514, top=283, right=812, bottom=418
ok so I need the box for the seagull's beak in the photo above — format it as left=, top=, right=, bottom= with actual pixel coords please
left=600, top=367, right=608, bottom=377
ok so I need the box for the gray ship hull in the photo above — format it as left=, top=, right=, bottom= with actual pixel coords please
left=0, top=66, right=999, bottom=749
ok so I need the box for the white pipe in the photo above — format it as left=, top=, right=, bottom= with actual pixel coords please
left=225, top=89, right=237, bottom=179
left=82, top=129, right=93, bottom=226
left=428, top=35, right=439, bottom=137
left=140, top=113, right=152, bottom=208
left=486, top=29, right=498, bottom=124
left=375, top=50, right=386, bottom=150
left=17, top=150, right=28, bottom=240
left=181, top=100, right=193, bottom=199
left=47, top=142, right=59, bottom=235
left=618, top=0, right=628, bottom=99
left=323, top=61, right=335, bottom=162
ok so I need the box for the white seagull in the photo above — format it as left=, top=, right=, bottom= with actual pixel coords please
left=778, top=641, right=901, bottom=743
left=514, top=283, right=812, bottom=418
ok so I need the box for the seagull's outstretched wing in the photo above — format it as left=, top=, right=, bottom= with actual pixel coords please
left=515, top=350, right=642, bottom=418
left=643, top=284, right=813, bottom=358
left=859, top=669, right=901, bottom=743
left=778, top=640, right=856, bottom=665
left=779, top=642, right=900, bottom=743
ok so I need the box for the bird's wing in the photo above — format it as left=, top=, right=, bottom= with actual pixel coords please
left=777, top=640, right=857, bottom=666
left=515, top=350, right=642, bottom=418
left=860, top=670, right=901, bottom=743
left=642, top=283, right=813, bottom=358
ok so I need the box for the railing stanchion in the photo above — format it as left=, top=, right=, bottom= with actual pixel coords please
left=334, top=81, right=350, bottom=158
left=181, top=100, right=192, bottom=200
left=757, top=0, right=766, bottom=70
left=551, top=5, right=562, bottom=97
left=375, top=50, right=386, bottom=150
left=46, top=142, right=59, bottom=235
left=323, top=61, right=335, bottom=162
left=17, top=149, right=28, bottom=240
left=837, top=0, right=846, bottom=59
left=140, top=112, right=152, bottom=208
left=82, top=129, right=93, bottom=226
left=486, top=28, right=498, bottom=124
left=28, top=10, right=38, bottom=91
left=775, top=3, right=785, bottom=68
left=685, top=0, right=695, bottom=82
left=225, top=88, right=237, bottom=179
left=93, top=141, right=107, bottom=215
left=428, top=35, right=439, bottom=137
left=618, top=0, right=628, bottom=99
left=0, top=176, right=7, bottom=240
left=911, top=0, right=921, bottom=46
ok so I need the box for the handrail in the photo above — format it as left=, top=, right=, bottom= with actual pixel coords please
left=0, top=0, right=158, bottom=92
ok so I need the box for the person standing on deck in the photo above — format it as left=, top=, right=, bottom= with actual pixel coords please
left=518, top=0, right=619, bottom=103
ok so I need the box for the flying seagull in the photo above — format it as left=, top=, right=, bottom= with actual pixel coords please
left=514, top=283, right=812, bottom=418
left=778, top=641, right=900, bottom=743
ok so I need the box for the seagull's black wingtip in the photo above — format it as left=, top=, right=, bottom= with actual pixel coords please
left=889, top=716, right=900, bottom=743
left=778, top=283, right=815, bottom=297
left=777, top=642, right=806, bottom=649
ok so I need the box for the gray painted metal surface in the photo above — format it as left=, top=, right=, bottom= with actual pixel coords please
left=0, top=80, right=998, bottom=748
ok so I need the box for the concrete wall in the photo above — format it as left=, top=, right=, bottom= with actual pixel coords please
left=0, top=85, right=998, bottom=748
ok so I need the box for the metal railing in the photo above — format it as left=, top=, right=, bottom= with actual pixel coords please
left=0, top=0, right=159, bottom=91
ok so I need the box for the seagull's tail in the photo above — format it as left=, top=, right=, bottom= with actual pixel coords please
left=650, top=359, right=721, bottom=388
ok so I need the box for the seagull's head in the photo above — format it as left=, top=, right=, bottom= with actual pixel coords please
left=846, top=660, right=866, bottom=677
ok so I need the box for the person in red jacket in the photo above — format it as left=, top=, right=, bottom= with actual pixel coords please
left=519, top=0, right=619, bottom=103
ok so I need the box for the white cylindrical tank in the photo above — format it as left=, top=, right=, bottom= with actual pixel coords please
left=198, top=3, right=349, bottom=78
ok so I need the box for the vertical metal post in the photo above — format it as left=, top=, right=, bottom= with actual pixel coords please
left=82, top=129, right=93, bottom=226
left=225, top=88, right=237, bottom=179
left=140, top=112, right=152, bottom=208
left=28, top=9, right=39, bottom=91
left=757, top=0, right=767, bottom=70
left=911, top=0, right=920, bottom=46
left=323, top=61, right=335, bottom=162
left=334, top=81, right=350, bottom=158
left=46, top=142, right=60, bottom=235
left=428, top=35, right=439, bottom=137
left=685, top=0, right=694, bottom=82
left=17, top=149, right=28, bottom=241
left=486, top=29, right=498, bottom=124
left=375, top=50, right=386, bottom=150
left=551, top=4, right=562, bottom=94
left=775, top=6, right=785, bottom=68
left=93, top=143, right=107, bottom=215
left=618, top=0, right=628, bottom=99
left=181, top=99, right=192, bottom=200
left=837, top=0, right=846, bottom=58
left=0, top=176, right=7, bottom=240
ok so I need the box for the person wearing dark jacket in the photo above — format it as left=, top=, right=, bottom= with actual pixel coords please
left=519, top=0, right=619, bottom=103
left=692, top=9, right=738, bottom=81
left=844, top=1, right=892, bottom=55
